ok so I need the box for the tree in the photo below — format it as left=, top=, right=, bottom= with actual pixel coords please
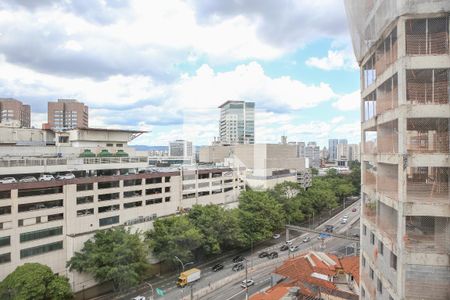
left=270, top=182, right=305, bottom=224
left=67, top=227, right=150, bottom=292
left=349, top=161, right=361, bottom=194
left=271, top=181, right=302, bottom=199
left=187, top=205, right=245, bottom=256
left=311, top=168, right=319, bottom=176
left=0, top=263, right=72, bottom=300
left=238, top=191, right=285, bottom=245
left=146, top=216, right=203, bottom=266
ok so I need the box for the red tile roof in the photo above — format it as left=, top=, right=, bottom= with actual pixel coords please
left=250, top=284, right=291, bottom=300
left=340, top=256, right=360, bottom=284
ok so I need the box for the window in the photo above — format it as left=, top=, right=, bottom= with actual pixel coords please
left=58, top=136, right=69, bottom=143
left=145, top=198, right=163, bottom=205
left=116, top=143, right=123, bottom=147
left=36, top=217, right=41, bottom=224
left=0, top=191, right=11, bottom=199
left=378, top=241, right=384, bottom=255
left=377, top=278, right=383, bottom=294
left=0, top=236, right=10, bottom=247
left=0, top=253, right=11, bottom=264
left=48, top=213, right=64, bottom=222
left=212, top=189, right=222, bottom=194
left=361, top=287, right=366, bottom=298
left=77, top=195, right=94, bottom=204
left=362, top=256, right=366, bottom=267
left=198, top=191, right=210, bottom=197
left=198, top=173, right=209, bottom=179
left=165, top=197, right=171, bottom=202
left=18, top=220, right=23, bottom=227
left=390, top=252, right=397, bottom=270
left=20, top=226, right=63, bottom=243
left=363, top=225, right=367, bottom=235
left=198, top=182, right=209, bottom=188
left=224, top=187, right=233, bottom=192
left=77, top=183, right=93, bottom=191
left=0, top=206, right=11, bottom=216
left=182, top=175, right=195, bottom=181
left=370, top=232, right=375, bottom=245
left=369, top=267, right=374, bottom=280
left=77, top=208, right=94, bottom=217
left=183, top=193, right=196, bottom=199
left=106, top=143, right=114, bottom=147
left=124, top=179, right=142, bottom=186
left=165, top=176, right=171, bottom=182
left=124, top=201, right=142, bottom=209
left=18, top=200, right=63, bottom=212
left=98, top=193, right=119, bottom=201
left=18, top=186, right=63, bottom=197
left=99, top=216, right=119, bottom=227
left=98, top=181, right=120, bottom=189
left=98, top=205, right=120, bottom=213
left=146, top=188, right=162, bottom=195
left=146, top=177, right=162, bottom=184
left=165, top=186, right=171, bottom=193
left=124, top=190, right=142, bottom=198
left=20, top=241, right=63, bottom=258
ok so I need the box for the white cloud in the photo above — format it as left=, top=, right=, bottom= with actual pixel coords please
left=306, top=49, right=358, bottom=71
left=332, top=90, right=360, bottom=111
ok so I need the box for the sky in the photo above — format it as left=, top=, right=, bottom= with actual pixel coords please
left=0, top=0, right=361, bottom=147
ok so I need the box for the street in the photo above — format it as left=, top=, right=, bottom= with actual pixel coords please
left=124, top=200, right=360, bottom=300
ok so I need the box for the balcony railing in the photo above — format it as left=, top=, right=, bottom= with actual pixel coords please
left=405, top=216, right=450, bottom=254
left=407, top=132, right=449, bottom=153
left=407, top=81, right=449, bottom=105
left=0, top=156, right=148, bottom=168
left=407, top=168, right=449, bottom=204
left=407, top=31, right=449, bottom=55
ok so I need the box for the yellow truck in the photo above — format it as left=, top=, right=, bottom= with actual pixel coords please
left=177, top=268, right=201, bottom=287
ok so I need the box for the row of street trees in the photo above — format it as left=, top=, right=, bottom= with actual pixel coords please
left=0, top=164, right=360, bottom=297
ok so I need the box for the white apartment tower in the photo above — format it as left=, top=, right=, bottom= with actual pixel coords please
left=345, top=1, right=450, bottom=299
left=169, top=140, right=193, bottom=157
left=219, top=100, right=255, bottom=145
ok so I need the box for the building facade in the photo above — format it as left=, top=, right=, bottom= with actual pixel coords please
left=47, top=99, right=88, bottom=130
left=0, top=98, right=31, bottom=128
left=329, top=139, right=339, bottom=161
left=345, top=1, right=450, bottom=299
left=169, top=140, right=193, bottom=157
left=305, top=142, right=320, bottom=169
left=219, top=100, right=255, bottom=144
left=0, top=128, right=244, bottom=293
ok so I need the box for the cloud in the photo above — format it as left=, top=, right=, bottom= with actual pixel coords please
left=332, top=90, right=360, bottom=111
left=189, top=0, right=349, bottom=49
left=306, top=49, right=358, bottom=71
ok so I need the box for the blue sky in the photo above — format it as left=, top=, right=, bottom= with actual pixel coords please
left=0, top=0, right=361, bottom=147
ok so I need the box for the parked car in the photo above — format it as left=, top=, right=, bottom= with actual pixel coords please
left=0, top=177, right=16, bottom=184
left=289, top=245, right=299, bottom=252
left=56, top=173, right=75, bottom=180
left=341, top=218, right=348, bottom=224
left=286, top=239, right=294, bottom=246
left=240, top=279, right=254, bottom=288
left=280, top=244, right=289, bottom=251
left=212, top=264, right=224, bottom=272
left=258, top=251, right=269, bottom=258
left=352, top=207, right=357, bottom=212
left=132, top=296, right=146, bottom=300
left=343, top=215, right=349, bottom=219
left=325, top=225, right=334, bottom=232
left=272, top=233, right=281, bottom=239
left=39, top=174, right=55, bottom=181
left=232, top=256, right=245, bottom=263
left=19, top=176, right=37, bottom=183
left=268, top=251, right=278, bottom=259
left=302, top=237, right=311, bottom=243
left=232, top=263, right=244, bottom=272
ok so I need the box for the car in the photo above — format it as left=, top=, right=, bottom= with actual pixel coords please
left=272, top=233, right=281, bottom=239
left=0, top=177, right=16, bottom=184
left=289, top=245, right=299, bottom=252
left=19, top=176, right=37, bottom=183
left=352, top=208, right=357, bottom=212
left=343, top=215, right=349, bottom=219
left=232, top=256, right=245, bottom=263
left=325, top=225, right=334, bottom=232
left=212, top=264, right=224, bottom=272
left=38, top=174, right=55, bottom=181
left=280, top=245, right=289, bottom=251
left=341, top=218, right=348, bottom=224
left=302, top=237, right=311, bottom=243
left=56, top=173, right=75, bottom=180
left=240, top=279, right=255, bottom=288
left=132, top=296, right=146, bottom=300
left=258, top=251, right=269, bottom=258
left=232, top=263, right=244, bottom=271
left=286, top=239, right=294, bottom=246
left=268, top=251, right=278, bottom=259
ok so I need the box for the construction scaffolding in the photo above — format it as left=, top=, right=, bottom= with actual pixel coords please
left=405, top=264, right=450, bottom=300
left=406, top=69, right=449, bottom=105
left=407, top=167, right=449, bottom=204
left=407, top=118, right=449, bottom=153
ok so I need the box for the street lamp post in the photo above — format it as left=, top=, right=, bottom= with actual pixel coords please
left=244, top=259, right=249, bottom=300
left=145, top=282, right=155, bottom=300
left=174, top=255, right=185, bottom=272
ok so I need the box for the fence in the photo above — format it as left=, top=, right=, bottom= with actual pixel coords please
left=404, top=216, right=450, bottom=255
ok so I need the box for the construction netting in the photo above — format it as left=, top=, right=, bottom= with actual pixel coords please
left=344, top=0, right=450, bottom=63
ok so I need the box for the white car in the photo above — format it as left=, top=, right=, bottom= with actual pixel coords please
left=0, top=177, right=16, bottom=184
left=19, top=176, right=37, bottom=183
left=240, top=279, right=255, bottom=288
left=302, top=237, right=311, bottom=243
left=132, top=297, right=145, bottom=300
left=272, top=233, right=281, bottom=239
left=286, top=239, right=294, bottom=246
left=57, top=173, right=76, bottom=180
left=289, top=245, right=299, bottom=252
left=39, top=174, right=55, bottom=181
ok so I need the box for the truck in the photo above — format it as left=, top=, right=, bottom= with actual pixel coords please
left=177, top=268, right=201, bottom=287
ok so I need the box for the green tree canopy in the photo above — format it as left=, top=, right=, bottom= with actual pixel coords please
left=67, top=227, right=150, bottom=292
left=238, top=190, right=285, bottom=245
left=187, top=204, right=245, bottom=255
left=146, top=216, right=203, bottom=266
left=270, top=182, right=305, bottom=224
left=0, top=263, right=72, bottom=300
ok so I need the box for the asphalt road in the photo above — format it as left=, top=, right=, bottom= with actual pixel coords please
left=124, top=200, right=361, bottom=300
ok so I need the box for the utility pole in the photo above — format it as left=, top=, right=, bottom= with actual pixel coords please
left=245, top=259, right=249, bottom=300
left=190, top=284, right=194, bottom=300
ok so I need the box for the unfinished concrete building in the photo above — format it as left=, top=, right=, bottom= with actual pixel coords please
left=345, top=1, right=450, bottom=299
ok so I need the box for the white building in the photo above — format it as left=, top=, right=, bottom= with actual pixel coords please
left=219, top=100, right=255, bottom=145
left=346, top=1, right=450, bottom=299
left=305, top=142, right=320, bottom=169
left=169, top=140, right=193, bottom=157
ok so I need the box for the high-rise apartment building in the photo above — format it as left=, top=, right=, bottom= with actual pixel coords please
left=48, top=99, right=88, bottom=130
left=346, top=1, right=450, bottom=299
left=0, top=98, right=31, bottom=128
left=169, top=140, right=193, bottom=157
left=305, top=142, right=320, bottom=168
left=219, top=100, right=255, bottom=144
left=328, top=139, right=339, bottom=161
